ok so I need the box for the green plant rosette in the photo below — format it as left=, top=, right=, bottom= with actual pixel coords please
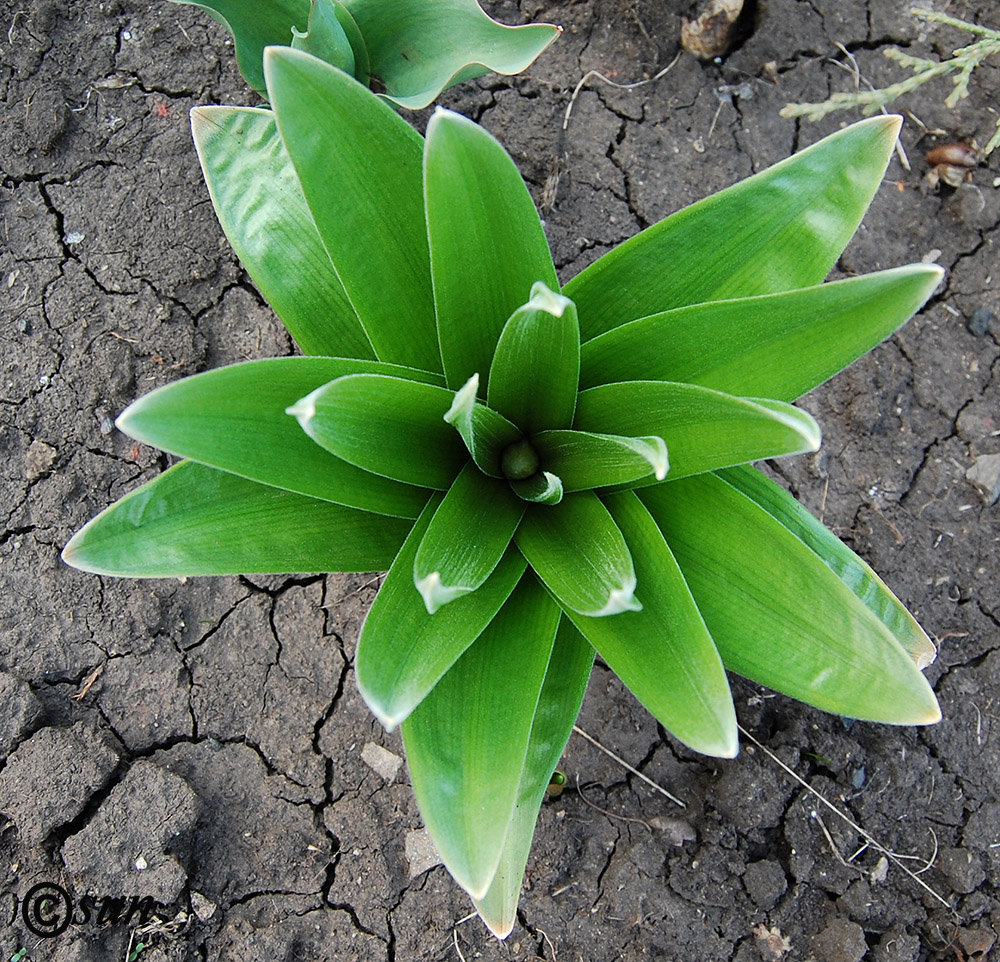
left=62, top=48, right=942, bottom=937
left=171, top=0, right=560, bottom=108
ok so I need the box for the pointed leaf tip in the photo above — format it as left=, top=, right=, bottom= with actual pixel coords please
left=592, top=578, right=643, bottom=617
left=285, top=394, right=317, bottom=423
left=643, top=436, right=669, bottom=480
left=444, top=373, right=479, bottom=425
left=415, top=570, right=473, bottom=614
left=526, top=281, right=573, bottom=317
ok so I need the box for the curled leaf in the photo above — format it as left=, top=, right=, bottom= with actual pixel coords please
left=443, top=374, right=521, bottom=477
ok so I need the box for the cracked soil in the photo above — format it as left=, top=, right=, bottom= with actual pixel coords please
left=1, top=0, right=999, bottom=959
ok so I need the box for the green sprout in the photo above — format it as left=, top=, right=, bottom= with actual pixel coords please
left=781, top=8, right=1000, bottom=154
left=62, top=48, right=942, bottom=936
left=172, top=0, right=560, bottom=108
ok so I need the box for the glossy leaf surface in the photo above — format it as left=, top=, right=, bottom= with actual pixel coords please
left=414, top=464, right=524, bottom=612
left=642, top=474, right=940, bottom=724
left=118, top=358, right=438, bottom=519
left=487, top=282, right=580, bottom=434
left=289, top=374, right=465, bottom=489
left=510, top=471, right=564, bottom=505
left=191, top=106, right=373, bottom=359
left=347, top=0, right=559, bottom=108
left=266, top=48, right=441, bottom=371
left=425, top=109, right=558, bottom=389
left=474, top=620, right=594, bottom=937
left=565, top=117, right=905, bottom=341
left=565, top=492, right=737, bottom=757
left=356, top=497, right=527, bottom=729
left=719, top=465, right=937, bottom=669
left=532, top=429, right=667, bottom=491
left=516, top=492, right=640, bottom=616
left=61, top=461, right=410, bottom=576
left=579, top=266, right=943, bottom=399
left=575, top=382, right=819, bottom=480
left=402, top=578, right=560, bottom=897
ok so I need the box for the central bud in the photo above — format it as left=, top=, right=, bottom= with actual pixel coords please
left=500, top=438, right=539, bottom=481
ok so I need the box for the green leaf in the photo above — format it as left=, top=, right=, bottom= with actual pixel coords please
left=510, top=471, right=563, bottom=505
left=344, top=0, right=560, bottom=109
left=414, top=464, right=525, bottom=612
left=61, top=461, right=411, bottom=577
left=290, top=0, right=356, bottom=75
left=565, top=116, right=906, bottom=341
left=191, top=106, right=374, bottom=360
left=641, top=474, right=941, bottom=725
left=515, top=491, right=640, bottom=616
left=424, top=109, right=558, bottom=389
left=265, top=48, right=441, bottom=371
left=532, top=429, right=667, bottom=492
left=401, top=577, right=560, bottom=898
left=288, top=373, right=466, bottom=490
left=330, top=0, right=370, bottom=84
left=574, top=381, right=819, bottom=481
left=356, top=496, right=527, bottom=729
left=171, top=0, right=309, bottom=95
left=443, top=374, right=522, bottom=477
left=719, top=465, right=937, bottom=669
left=474, top=619, right=594, bottom=937
left=579, top=266, right=944, bottom=400
left=564, top=492, right=737, bottom=757
left=487, top=282, right=580, bottom=434
left=118, top=358, right=440, bottom=519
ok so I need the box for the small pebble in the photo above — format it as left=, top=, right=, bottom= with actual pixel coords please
left=404, top=828, right=442, bottom=878
left=870, top=855, right=889, bottom=883
left=190, top=890, right=218, bottom=922
left=25, top=440, right=57, bottom=480
left=360, top=741, right=402, bottom=783
left=649, top=815, right=697, bottom=846
left=966, top=306, right=992, bottom=337
left=966, top=454, right=1000, bottom=505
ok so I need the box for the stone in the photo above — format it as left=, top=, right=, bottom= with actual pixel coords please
left=966, top=306, right=992, bottom=336
left=361, top=741, right=403, bottom=783
left=404, top=828, right=442, bottom=878
left=24, top=439, right=57, bottom=480
left=966, top=453, right=1000, bottom=504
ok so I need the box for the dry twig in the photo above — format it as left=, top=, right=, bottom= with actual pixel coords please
left=572, top=725, right=686, bottom=807
left=563, top=53, right=682, bottom=131
left=739, top=724, right=953, bottom=911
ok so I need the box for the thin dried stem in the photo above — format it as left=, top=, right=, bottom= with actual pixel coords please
left=739, top=724, right=954, bottom=911
left=563, top=53, right=682, bottom=131
left=572, top=725, right=686, bottom=807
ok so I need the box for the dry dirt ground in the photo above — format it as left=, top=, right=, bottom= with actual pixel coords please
left=2, top=0, right=999, bottom=959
